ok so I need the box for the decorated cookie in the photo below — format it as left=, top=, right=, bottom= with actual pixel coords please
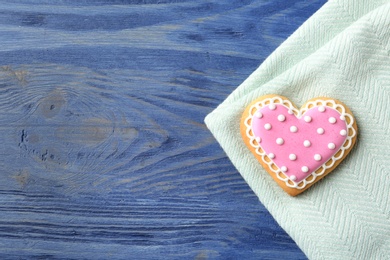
left=240, top=95, right=358, bottom=196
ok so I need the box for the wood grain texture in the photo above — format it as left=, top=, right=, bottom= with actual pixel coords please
left=0, top=0, right=326, bottom=259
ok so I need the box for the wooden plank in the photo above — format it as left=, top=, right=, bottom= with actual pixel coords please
left=0, top=0, right=326, bottom=258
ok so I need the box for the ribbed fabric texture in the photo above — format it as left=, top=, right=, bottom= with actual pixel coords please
left=205, top=0, right=390, bottom=259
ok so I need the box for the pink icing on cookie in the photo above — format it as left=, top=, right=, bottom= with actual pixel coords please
left=252, top=104, right=348, bottom=182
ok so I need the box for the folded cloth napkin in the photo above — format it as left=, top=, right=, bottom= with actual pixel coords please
left=205, top=0, right=390, bottom=259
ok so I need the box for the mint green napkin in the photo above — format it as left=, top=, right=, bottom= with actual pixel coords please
left=205, top=0, right=390, bottom=259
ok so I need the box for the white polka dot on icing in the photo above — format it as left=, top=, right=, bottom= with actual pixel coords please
left=290, top=175, right=297, bottom=181
left=276, top=138, right=284, bottom=145
left=277, top=114, right=286, bottom=122
left=329, top=117, right=336, bottom=124
left=290, top=126, right=298, bottom=133
left=268, top=153, right=275, bottom=159
left=317, top=128, right=324, bottom=135
left=281, top=166, right=287, bottom=172
left=289, top=154, right=297, bottom=161
left=303, top=140, right=311, bottom=147
left=340, top=129, right=347, bottom=136
left=264, top=123, right=272, bottom=130
left=254, top=111, right=263, bottom=118
left=255, top=137, right=261, bottom=143
left=301, top=166, right=309, bottom=173
left=340, top=115, right=345, bottom=121
left=318, top=106, right=325, bottom=112
left=314, top=154, right=322, bottom=161
left=288, top=109, right=294, bottom=114
left=269, top=104, right=276, bottom=110
left=328, top=143, right=336, bottom=149
left=304, top=115, right=312, bottom=123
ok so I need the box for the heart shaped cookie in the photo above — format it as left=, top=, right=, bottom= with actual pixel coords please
left=241, top=95, right=358, bottom=196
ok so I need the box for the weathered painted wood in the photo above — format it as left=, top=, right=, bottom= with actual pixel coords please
left=0, top=0, right=325, bottom=259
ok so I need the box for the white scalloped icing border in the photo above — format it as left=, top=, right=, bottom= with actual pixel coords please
left=244, top=96, right=356, bottom=189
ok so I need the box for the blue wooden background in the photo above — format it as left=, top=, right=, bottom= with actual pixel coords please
left=0, top=0, right=326, bottom=259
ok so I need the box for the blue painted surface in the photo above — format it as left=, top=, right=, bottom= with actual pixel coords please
left=0, top=0, right=326, bottom=259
